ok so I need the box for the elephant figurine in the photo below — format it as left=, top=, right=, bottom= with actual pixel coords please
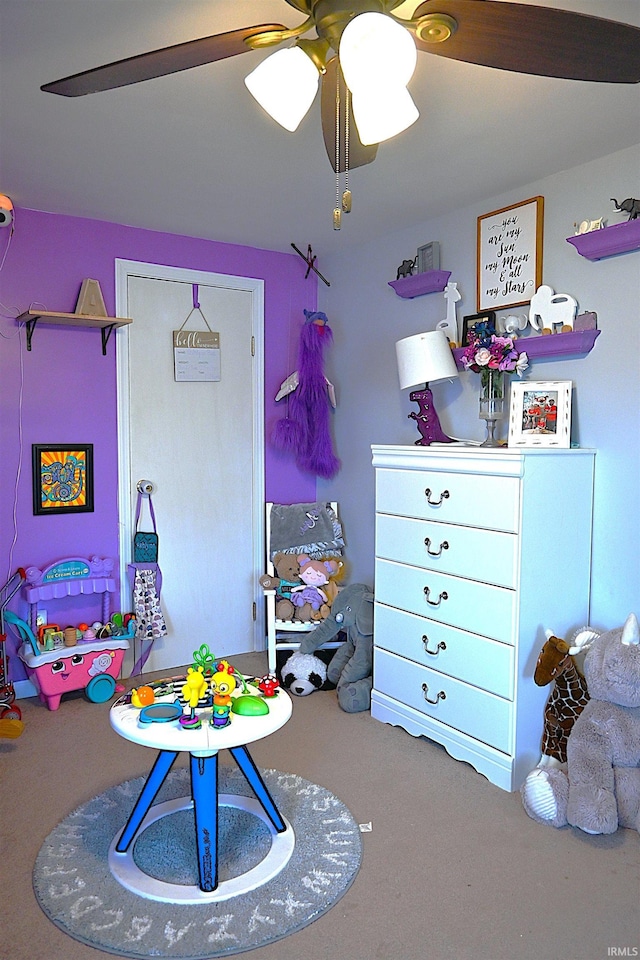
left=396, top=258, right=416, bottom=279
left=529, top=284, right=578, bottom=335
left=299, top=583, right=374, bottom=713
left=611, top=197, right=640, bottom=221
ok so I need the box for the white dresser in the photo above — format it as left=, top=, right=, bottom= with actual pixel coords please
left=371, top=444, right=595, bottom=791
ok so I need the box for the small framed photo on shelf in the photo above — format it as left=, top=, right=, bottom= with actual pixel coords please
left=416, top=241, right=440, bottom=273
left=508, top=382, right=572, bottom=448
left=32, top=444, right=94, bottom=515
left=461, top=311, right=496, bottom=346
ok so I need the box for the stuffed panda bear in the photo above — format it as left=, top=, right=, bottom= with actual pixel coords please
left=278, top=651, right=330, bottom=697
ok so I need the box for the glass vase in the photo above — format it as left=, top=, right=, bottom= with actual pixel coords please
left=479, top=368, right=507, bottom=447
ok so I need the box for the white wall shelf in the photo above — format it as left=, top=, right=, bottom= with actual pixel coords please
left=17, top=309, right=132, bottom=355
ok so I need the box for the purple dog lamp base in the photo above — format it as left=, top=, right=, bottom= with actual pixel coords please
left=408, top=385, right=455, bottom=445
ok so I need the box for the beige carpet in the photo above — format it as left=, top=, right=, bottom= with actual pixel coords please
left=2, top=651, right=638, bottom=960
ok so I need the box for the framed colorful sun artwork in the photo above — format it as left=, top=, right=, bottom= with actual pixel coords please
left=32, top=444, right=94, bottom=515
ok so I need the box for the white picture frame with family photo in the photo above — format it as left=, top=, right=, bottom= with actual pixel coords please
left=508, top=381, right=572, bottom=448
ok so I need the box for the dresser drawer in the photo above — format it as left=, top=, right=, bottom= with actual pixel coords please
left=374, top=648, right=513, bottom=754
left=375, top=513, right=517, bottom=588
left=374, top=602, right=514, bottom=699
left=375, top=558, right=515, bottom=644
left=376, top=467, right=519, bottom=532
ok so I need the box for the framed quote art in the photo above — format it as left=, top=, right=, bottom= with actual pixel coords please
left=477, top=196, right=544, bottom=312
left=32, top=444, right=94, bottom=515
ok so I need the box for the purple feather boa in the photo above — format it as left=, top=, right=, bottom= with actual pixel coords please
left=272, top=311, right=340, bottom=479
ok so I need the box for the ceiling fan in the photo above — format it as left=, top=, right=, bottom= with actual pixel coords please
left=42, top=0, right=640, bottom=177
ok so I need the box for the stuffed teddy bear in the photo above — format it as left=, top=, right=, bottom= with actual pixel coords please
left=521, top=613, right=640, bottom=834
left=259, top=552, right=302, bottom=620
left=278, top=650, right=331, bottom=697
left=289, top=555, right=342, bottom=622
left=299, top=582, right=374, bottom=713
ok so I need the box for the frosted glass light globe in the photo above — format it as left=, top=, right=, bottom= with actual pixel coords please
left=340, top=12, right=417, bottom=93
left=245, top=46, right=320, bottom=132
left=351, top=85, right=419, bottom=145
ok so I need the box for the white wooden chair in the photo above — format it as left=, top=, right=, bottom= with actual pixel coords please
left=264, top=502, right=344, bottom=673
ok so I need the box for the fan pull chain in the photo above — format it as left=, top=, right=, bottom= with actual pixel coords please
left=333, top=74, right=342, bottom=231
left=342, top=85, right=352, bottom=214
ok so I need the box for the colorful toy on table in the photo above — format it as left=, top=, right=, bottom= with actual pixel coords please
left=131, top=685, right=155, bottom=708
left=210, top=660, right=236, bottom=728
left=257, top=674, right=280, bottom=698
left=180, top=666, right=208, bottom=729
left=192, top=642, right=216, bottom=677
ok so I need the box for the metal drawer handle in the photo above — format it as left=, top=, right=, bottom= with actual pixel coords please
left=424, top=488, right=450, bottom=506
left=424, top=537, right=449, bottom=557
left=422, top=635, right=446, bottom=656
left=423, top=587, right=448, bottom=607
left=422, top=683, right=446, bottom=705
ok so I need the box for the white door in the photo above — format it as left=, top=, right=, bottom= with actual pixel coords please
left=115, top=260, right=264, bottom=674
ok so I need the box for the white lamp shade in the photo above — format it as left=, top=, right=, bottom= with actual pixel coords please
left=396, top=330, right=459, bottom=390
left=245, top=47, right=320, bottom=132
left=340, top=12, right=417, bottom=92
left=351, top=84, right=419, bottom=145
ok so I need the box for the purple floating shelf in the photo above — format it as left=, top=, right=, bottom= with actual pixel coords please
left=566, top=219, right=640, bottom=261
left=452, top=329, right=600, bottom=370
left=389, top=270, right=451, bottom=298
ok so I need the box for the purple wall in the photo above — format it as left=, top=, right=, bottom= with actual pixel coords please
left=0, top=207, right=316, bottom=678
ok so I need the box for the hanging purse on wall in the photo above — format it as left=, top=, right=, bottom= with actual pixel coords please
left=133, top=492, right=159, bottom=563
left=128, top=490, right=167, bottom=676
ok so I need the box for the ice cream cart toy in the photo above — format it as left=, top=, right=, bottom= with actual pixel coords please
left=17, top=557, right=132, bottom=711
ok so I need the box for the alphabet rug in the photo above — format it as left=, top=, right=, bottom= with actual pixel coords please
left=33, top=765, right=362, bottom=959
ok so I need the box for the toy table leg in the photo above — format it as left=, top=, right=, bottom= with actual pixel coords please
left=190, top=753, right=218, bottom=892
left=116, top=750, right=178, bottom=852
left=229, top=745, right=286, bottom=833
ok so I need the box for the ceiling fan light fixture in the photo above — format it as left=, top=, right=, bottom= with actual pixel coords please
left=339, top=11, right=417, bottom=93
left=351, top=84, right=419, bottom=145
left=244, top=45, right=320, bottom=132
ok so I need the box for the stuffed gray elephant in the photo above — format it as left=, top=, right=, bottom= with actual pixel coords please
left=299, top=583, right=374, bottom=713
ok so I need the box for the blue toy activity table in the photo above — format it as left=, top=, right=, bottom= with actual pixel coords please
left=109, top=681, right=293, bottom=903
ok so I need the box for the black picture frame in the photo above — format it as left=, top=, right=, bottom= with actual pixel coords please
left=461, top=311, right=497, bottom=346
left=32, top=444, right=94, bottom=516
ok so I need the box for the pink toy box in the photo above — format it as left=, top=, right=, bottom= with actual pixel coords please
left=17, top=557, right=131, bottom=711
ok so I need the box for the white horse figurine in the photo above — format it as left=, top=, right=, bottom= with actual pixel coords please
left=437, top=281, right=461, bottom=347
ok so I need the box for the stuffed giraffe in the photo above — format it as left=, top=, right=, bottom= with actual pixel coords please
left=533, top=626, right=599, bottom=767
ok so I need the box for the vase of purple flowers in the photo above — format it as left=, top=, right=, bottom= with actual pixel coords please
left=461, top=331, right=529, bottom=447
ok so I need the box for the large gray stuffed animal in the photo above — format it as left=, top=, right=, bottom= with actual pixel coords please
left=298, top=582, right=374, bottom=713
left=521, top=613, right=640, bottom=834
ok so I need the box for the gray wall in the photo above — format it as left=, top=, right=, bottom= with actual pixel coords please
left=317, top=144, right=640, bottom=629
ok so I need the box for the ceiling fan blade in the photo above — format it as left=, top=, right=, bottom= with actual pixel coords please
left=41, top=24, right=289, bottom=96
left=413, top=1, right=640, bottom=83
left=321, top=59, right=378, bottom=173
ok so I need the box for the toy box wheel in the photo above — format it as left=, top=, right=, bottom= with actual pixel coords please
left=86, top=673, right=116, bottom=703
left=1, top=704, right=22, bottom=721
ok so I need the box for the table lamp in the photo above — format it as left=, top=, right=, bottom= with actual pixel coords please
left=396, top=330, right=459, bottom=444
